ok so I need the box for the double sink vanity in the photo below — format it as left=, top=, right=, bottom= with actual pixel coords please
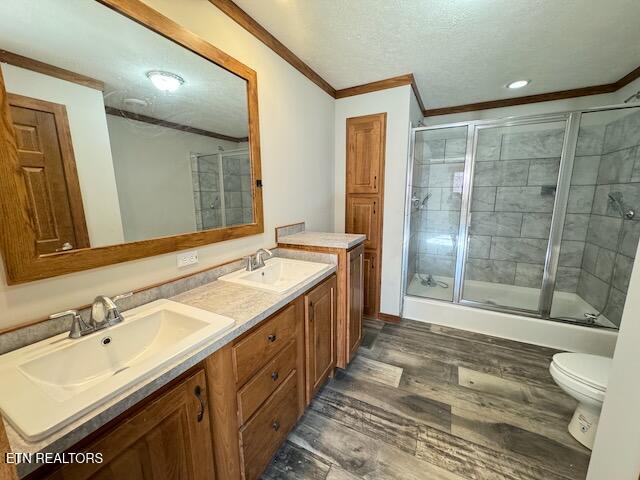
left=0, top=1, right=367, bottom=478
left=0, top=231, right=365, bottom=479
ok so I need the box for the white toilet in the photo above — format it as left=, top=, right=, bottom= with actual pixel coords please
left=549, top=352, right=611, bottom=449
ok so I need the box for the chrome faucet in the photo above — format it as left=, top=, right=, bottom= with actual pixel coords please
left=91, top=295, right=125, bottom=327
left=49, top=292, right=132, bottom=339
left=244, top=248, right=274, bottom=271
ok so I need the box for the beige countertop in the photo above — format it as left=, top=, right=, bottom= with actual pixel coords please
left=7, top=253, right=336, bottom=478
left=278, top=231, right=366, bottom=249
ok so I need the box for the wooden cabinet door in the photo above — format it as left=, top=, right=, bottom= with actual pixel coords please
left=304, top=276, right=337, bottom=401
left=8, top=94, right=89, bottom=254
left=345, top=195, right=380, bottom=250
left=346, top=113, right=386, bottom=194
left=363, top=251, right=378, bottom=317
left=0, top=418, right=17, bottom=480
left=45, top=370, right=215, bottom=480
left=347, top=245, right=364, bottom=361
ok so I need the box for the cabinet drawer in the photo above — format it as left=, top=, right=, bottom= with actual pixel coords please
left=239, top=371, right=299, bottom=480
left=232, top=303, right=297, bottom=386
left=237, top=340, right=297, bottom=425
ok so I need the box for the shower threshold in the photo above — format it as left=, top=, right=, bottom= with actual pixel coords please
left=406, top=273, right=617, bottom=329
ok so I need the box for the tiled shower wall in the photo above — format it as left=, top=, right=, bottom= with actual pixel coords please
left=191, top=154, right=222, bottom=230
left=411, top=134, right=465, bottom=282
left=576, top=110, right=640, bottom=326
left=191, top=153, right=253, bottom=230
left=408, top=109, right=640, bottom=327
left=222, top=154, right=253, bottom=226
left=463, top=124, right=604, bottom=292
left=411, top=123, right=604, bottom=293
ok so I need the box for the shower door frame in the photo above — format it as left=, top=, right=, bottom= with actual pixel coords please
left=401, top=102, right=640, bottom=323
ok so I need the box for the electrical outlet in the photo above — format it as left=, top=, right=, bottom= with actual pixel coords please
left=177, top=250, right=198, bottom=268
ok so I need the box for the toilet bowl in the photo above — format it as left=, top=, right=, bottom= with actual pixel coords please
left=549, top=352, right=611, bottom=449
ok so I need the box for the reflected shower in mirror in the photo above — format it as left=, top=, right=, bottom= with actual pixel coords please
left=0, top=0, right=253, bottom=253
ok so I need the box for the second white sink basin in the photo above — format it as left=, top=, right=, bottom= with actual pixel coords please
left=0, top=299, right=234, bottom=441
left=218, top=257, right=333, bottom=294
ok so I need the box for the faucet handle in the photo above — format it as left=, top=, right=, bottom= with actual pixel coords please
left=112, top=292, right=133, bottom=303
left=50, top=310, right=87, bottom=339
left=49, top=309, right=79, bottom=321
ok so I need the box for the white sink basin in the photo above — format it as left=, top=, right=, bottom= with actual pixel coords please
left=218, top=257, right=333, bottom=294
left=0, top=299, right=234, bottom=441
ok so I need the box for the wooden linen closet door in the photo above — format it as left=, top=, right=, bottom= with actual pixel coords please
left=345, top=113, right=386, bottom=318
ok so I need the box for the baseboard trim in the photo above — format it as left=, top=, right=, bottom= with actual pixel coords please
left=403, top=296, right=618, bottom=355
left=377, top=312, right=401, bottom=324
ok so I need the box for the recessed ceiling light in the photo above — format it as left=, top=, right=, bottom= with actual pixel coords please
left=506, top=80, right=530, bottom=89
left=146, top=70, right=185, bottom=92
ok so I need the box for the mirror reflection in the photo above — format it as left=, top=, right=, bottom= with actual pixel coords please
left=0, top=0, right=253, bottom=254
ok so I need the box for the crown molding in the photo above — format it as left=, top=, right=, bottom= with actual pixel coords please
left=207, top=1, right=639, bottom=119
left=423, top=66, right=640, bottom=117
left=208, top=0, right=335, bottom=97
left=0, top=49, right=104, bottom=91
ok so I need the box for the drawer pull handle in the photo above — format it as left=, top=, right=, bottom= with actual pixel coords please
left=271, top=371, right=279, bottom=381
left=267, top=334, right=277, bottom=342
left=194, top=385, right=205, bottom=423
left=272, top=420, right=280, bottom=432
left=309, top=302, right=314, bottom=322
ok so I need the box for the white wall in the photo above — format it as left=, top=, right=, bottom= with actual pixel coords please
left=1, top=63, right=124, bottom=247
left=334, top=85, right=413, bottom=316
left=0, top=0, right=334, bottom=330
left=587, top=239, right=640, bottom=479
left=106, top=115, right=237, bottom=242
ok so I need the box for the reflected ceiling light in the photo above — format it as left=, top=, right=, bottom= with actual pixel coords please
left=146, top=70, right=184, bottom=92
left=123, top=97, right=149, bottom=108
left=506, top=79, right=530, bottom=89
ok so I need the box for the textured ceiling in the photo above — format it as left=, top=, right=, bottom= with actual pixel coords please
left=233, top=0, right=640, bottom=109
left=0, top=0, right=248, bottom=137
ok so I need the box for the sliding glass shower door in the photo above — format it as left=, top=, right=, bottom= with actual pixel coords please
left=460, top=118, right=569, bottom=312
left=404, top=104, right=640, bottom=330
left=405, top=125, right=469, bottom=301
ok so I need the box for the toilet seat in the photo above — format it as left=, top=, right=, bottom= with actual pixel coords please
left=550, top=353, right=610, bottom=403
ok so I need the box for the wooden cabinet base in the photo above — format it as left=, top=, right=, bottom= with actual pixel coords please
left=38, top=370, right=215, bottom=480
left=277, top=243, right=364, bottom=369
left=304, top=275, right=337, bottom=402
left=205, top=295, right=308, bottom=480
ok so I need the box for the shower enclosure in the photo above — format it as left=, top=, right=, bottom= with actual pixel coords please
left=403, top=104, right=640, bottom=329
left=191, top=148, right=253, bottom=230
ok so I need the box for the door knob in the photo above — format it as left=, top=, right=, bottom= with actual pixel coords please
left=56, top=242, right=73, bottom=252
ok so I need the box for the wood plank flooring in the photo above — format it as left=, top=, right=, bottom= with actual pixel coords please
left=262, top=318, right=590, bottom=480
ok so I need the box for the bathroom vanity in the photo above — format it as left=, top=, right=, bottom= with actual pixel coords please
left=4, top=259, right=338, bottom=480
left=0, top=1, right=359, bottom=479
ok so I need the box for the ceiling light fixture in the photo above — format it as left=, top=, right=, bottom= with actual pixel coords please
left=146, top=70, right=184, bottom=92
left=506, top=79, right=530, bottom=89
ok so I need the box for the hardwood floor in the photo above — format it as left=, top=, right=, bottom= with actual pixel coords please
left=262, top=318, right=590, bottom=480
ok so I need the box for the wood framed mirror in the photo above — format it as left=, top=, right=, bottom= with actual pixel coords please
left=0, top=0, right=263, bottom=284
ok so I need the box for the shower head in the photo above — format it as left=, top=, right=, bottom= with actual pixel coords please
left=421, top=192, right=432, bottom=207
left=624, top=90, right=640, bottom=103
left=608, top=192, right=635, bottom=219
